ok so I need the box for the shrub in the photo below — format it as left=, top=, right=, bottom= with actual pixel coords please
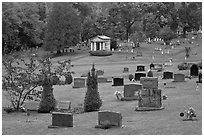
left=89, top=50, right=112, bottom=56
left=147, top=70, right=153, bottom=77
left=84, top=64, right=102, bottom=112
left=128, top=74, right=134, bottom=81
left=65, top=73, right=73, bottom=84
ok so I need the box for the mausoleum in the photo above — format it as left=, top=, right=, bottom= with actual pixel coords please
left=90, top=35, right=111, bottom=51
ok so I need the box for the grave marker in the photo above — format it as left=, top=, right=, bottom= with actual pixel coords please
left=123, top=67, right=129, bottom=73
left=97, top=77, right=110, bottom=83
left=96, top=70, right=104, bottom=76
left=173, top=74, right=185, bottom=82
left=135, top=73, right=146, bottom=81
left=198, top=72, right=202, bottom=83
left=140, top=77, right=158, bottom=89
left=51, top=112, right=73, bottom=127
left=124, top=84, right=142, bottom=99
left=190, top=64, right=199, bottom=76
left=138, top=89, right=162, bottom=108
left=98, top=110, right=122, bottom=127
left=23, top=101, right=40, bottom=111
left=112, top=78, right=124, bottom=86
left=136, top=65, right=145, bottom=72
left=55, top=100, right=71, bottom=112
left=163, top=71, right=173, bottom=79
left=73, top=78, right=86, bottom=88
left=150, top=63, right=155, bottom=70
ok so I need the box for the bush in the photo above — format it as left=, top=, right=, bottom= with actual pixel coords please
left=147, top=70, right=153, bottom=77
left=84, top=64, right=102, bottom=112
left=89, top=50, right=112, bottom=56
left=65, top=73, right=73, bottom=84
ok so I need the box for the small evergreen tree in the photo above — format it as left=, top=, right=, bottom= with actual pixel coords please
left=84, top=64, right=102, bottom=112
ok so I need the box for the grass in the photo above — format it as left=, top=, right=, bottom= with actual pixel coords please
left=2, top=32, right=202, bottom=135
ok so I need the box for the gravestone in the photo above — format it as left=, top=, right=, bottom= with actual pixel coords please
left=124, top=84, right=142, bottom=99
left=190, top=64, right=199, bottom=76
left=137, top=51, right=142, bottom=56
left=51, top=112, right=73, bottom=127
left=153, top=64, right=163, bottom=72
left=96, top=70, right=104, bottom=76
left=136, top=65, right=145, bottom=71
left=140, top=77, right=158, bottom=89
left=137, top=89, right=162, bottom=108
left=173, top=74, right=185, bottom=82
left=112, top=78, right=124, bottom=86
left=135, top=73, right=146, bottom=81
left=150, top=63, right=155, bottom=70
left=23, top=101, right=40, bottom=111
left=198, top=72, right=202, bottom=83
left=98, top=77, right=110, bottom=83
left=163, top=71, right=173, bottom=79
left=55, top=100, right=71, bottom=112
left=73, top=78, right=86, bottom=88
left=123, top=67, right=129, bottom=73
left=98, top=110, right=122, bottom=127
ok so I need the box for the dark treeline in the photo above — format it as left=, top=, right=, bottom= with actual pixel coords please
left=2, top=2, right=202, bottom=54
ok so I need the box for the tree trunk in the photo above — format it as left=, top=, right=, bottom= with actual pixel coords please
left=182, top=26, right=187, bottom=38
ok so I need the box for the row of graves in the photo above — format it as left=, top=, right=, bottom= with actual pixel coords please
left=23, top=62, right=201, bottom=129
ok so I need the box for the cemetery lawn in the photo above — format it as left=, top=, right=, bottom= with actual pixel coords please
left=2, top=33, right=202, bottom=135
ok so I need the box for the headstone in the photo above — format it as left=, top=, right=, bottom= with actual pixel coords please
left=123, top=67, right=129, bottom=73
left=150, top=63, right=155, bottom=70
left=51, top=112, right=73, bottom=127
left=136, top=65, right=145, bottom=71
left=112, top=78, right=124, bottom=86
left=138, top=89, right=162, bottom=108
left=153, top=64, right=163, bottom=72
left=198, top=72, right=202, bottom=83
left=173, top=74, right=185, bottom=82
left=163, top=71, right=173, bottom=79
left=98, top=110, right=122, bottom=127
left=135, top=72, right=146, bottom=81
left=137, top=51, right=142, bottom=56
left=96, top=70, right=104, bottom=76
left=55, top=100, right=71, bottom=112
left=23, top=101, right=40, bottom=111
left=124, top=84, right=142, bottom=98
left=73, top=78, right=86, bottom=88
left=190, top=64, right=199, bottom=76
left=97, top=77, right=110, bottom=83
left=140, top=77, right=158, bottom=89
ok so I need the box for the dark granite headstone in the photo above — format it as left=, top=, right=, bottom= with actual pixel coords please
left=198, top=72, right=202, bottom=83
left=190, top=64, right=199, bottom=76
left=163, top=71, right=173, bottom=79
left=124, top=84, right=142, bottom=98
left=98, top=111, right=122, bottom=127
left=136, top=65, right=145, bottom=72
left=112, top=78, right=124, bottom=86
left=150, top=63, right=155, bottom=70
left=73, top=78, right=86, bottom=88
left=135, top=73, right=146, bottom=81
left=51, top=112, right=73, bottom=127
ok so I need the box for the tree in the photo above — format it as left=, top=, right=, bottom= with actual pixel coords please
left=2, top=2, right=46, bottom=54
left=159, top=26, right=176, bottom=45
left=2, top=54, right=41, bottom=111
left=84, top=64, right=102, bottom=112
left=178, top=2, right=202, bottom=37
left=44, top=2, right=81, bottom=53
